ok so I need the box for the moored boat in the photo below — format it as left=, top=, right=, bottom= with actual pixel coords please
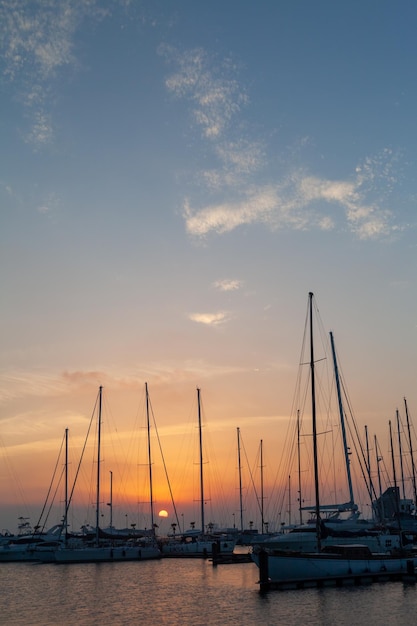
left=251, top=293, right=416, bottom=588
left=252, top=543, right=416, bottom=589
left=161, top=388, right=236, bottom=558
left=53, top=539, right=161, bottom=563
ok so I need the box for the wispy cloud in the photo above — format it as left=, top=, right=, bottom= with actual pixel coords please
left=160, top=45, right=248, bottom=140
left=213, top=279, right=242, bottom=292
left=24, top=110, right=54, bottom=147
left=36, top=191, right=61, bottom=215
left=161, top=45, right=404, bottom=241
left=0, top=1, right=109, bottom=147
left=0, top=359, right=247, bottom=406
left=182, top=156, right=401, bottom=240
left=201, top=139, right=265, bottom=191
left=188, top=311, right=231, bottom=326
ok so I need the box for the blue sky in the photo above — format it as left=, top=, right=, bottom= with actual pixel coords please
left=1, top=1, right=416, bottom=531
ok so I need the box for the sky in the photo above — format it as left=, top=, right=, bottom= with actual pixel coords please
left=1, top=0, right=416, bottom=535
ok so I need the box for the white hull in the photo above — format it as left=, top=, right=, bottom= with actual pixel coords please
left=0, top=545, right=58, bottom=563
left=53, top=544, right=161, bottom=563
left=251, top=549, right=416, bottom=584
left=259, top=531, right=401, bottom=554
left=162, top=539, right=235, bottom=557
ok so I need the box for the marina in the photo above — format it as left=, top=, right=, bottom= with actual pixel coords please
left=2, top=294, right=417, bottom=590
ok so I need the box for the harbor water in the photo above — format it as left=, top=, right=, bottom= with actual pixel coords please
left=1, top=557, right=416, bottom=625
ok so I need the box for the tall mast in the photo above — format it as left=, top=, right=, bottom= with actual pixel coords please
left=396, top=409, right=406, bottom=500
left=64, top=427, right=68, bottom=546
left=145, top=382, right=155, bottom=532
left=374, top=435, right=385, bottom=523
left=389, top=419, right=403, bottom=543
left=309, top=292, right=321, bottom=551
left=95, top=385, right=103, bottom=546
left=330, top=331, right=354, bottom=508
left=237, top=427, right=243, bottom=532
left=197, top=388, right=205, bottom=534
left=404, top=397, right=417, bottom=508
left=364, top=425, right=373, bottom=505
left=108, top=470, right=113, bottom=532
left=297, top=409, right=303, bottom=525
left=260, top=439, right=265, bottom=534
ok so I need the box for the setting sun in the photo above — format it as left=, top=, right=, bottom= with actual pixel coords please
left=158, top=510, right=168, bottom=518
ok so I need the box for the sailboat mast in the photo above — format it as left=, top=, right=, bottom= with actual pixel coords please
left=109, top=470, right=113, bottom=532
left=96, top=385, right=103, bottom=546
left=389, top=419, right=403, bottom=543
left=396, top=409, right=406, bottom=500
left=404, top=397, right=417, bottom=508
left=329, top=331, right=355, bottom=507
left=237, top=427, right=243, bottom=532
left=297, top=409, right=303, bottom=525
left=197, top=388, right=205, bottom=534
left=64, top=427, right=68, bottom=546
left=260, top=439, right=265, bottom=534
left=145, top=382, right=155, bottom=532
left=374, top=435, right=385, bottom=523
left=309, top=292, right=321, bottom=551
left=364, top=425, right=374, bottom=505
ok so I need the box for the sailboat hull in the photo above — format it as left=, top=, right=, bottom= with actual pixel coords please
left=161, top=538, right=235, bottom=558
left=53, top=544, right=161, bottom=563
left=251, top=547, right=416, bottom=586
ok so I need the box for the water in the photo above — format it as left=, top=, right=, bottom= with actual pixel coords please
left=1, top=558, right=416, bottom=625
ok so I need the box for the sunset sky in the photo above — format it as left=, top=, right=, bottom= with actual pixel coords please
left=1, top=1, right=416, bottom=535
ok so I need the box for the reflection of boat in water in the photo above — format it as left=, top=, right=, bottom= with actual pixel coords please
left=252, top=293, right=416, bottom=589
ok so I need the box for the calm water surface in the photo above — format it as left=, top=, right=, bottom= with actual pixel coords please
left=1, top=558, right=416, bottom=625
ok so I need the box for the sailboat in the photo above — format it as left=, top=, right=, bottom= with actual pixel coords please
left=257, top=329, right=400, bottom=554
left=161, top=388, right=236, bottom=558
left=0, top=430, right=71, bottom=563
left=52, top=386, right=161, bottom=563
left=251, top=293, right=416, bottom=589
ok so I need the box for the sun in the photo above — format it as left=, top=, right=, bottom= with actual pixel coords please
left=158, top=509, right=168, bottom=518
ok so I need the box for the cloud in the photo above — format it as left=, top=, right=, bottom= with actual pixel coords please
left=24, top=110, right=54, bottom=146
left=160, top=45, right=248, bottom=140
left=182, top=159, right=398, bottom=240
left=0, top=1, right=109, bottom=147
left=36, top=191, right=61, bottom=214
left=188, top=311, right=231, bottom=326
left=213, top=279, right=242, bottom=292
left=200, top=139, right=265, bottom=191
left=160, top=45, right=404, bottom=242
